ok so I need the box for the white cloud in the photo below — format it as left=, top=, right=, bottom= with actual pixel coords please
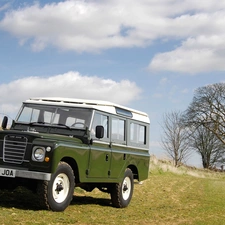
left=0, top=0, right=148, bottom=52
left=1, top=0, right=225, bottom=72
left=0, top=3, right=10, bottom=12
left=149, top=35, right=225, bottom=73
left=0, top=71, right=142, bottom=117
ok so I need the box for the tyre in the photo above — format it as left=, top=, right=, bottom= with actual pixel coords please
left=37, top=161, right=75, bottom=211
left=110, top=168, right=134, bottom=208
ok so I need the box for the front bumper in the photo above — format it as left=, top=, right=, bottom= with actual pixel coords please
left=0, top=167, right=51, bottom=181
left=16, top=169, right=51, bottom=181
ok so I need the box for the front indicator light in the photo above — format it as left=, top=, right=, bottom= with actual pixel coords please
left=45, top=157, right=50, bottom=162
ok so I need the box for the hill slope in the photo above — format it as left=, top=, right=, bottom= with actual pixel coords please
left=150, top=155, right=225, bottom=179
left=0, top=156, right=225, bottom=225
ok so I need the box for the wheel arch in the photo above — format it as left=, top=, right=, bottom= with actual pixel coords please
left=60, top=157, right=80, bottom=184
left=127, top=164, right=138, bottom=180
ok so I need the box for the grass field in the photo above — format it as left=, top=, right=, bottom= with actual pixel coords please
left=1, top=158, right=225, bottom=225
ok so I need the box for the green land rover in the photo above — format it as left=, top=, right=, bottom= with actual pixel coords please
left=0, top=97, right=150, bottom=211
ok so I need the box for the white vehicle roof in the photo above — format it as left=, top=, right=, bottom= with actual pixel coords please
left=25, top=97, right=150, bottom=124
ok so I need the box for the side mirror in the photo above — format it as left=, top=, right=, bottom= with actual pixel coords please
left=2, top=116, right=8, bottom=130
left=95, top=125, right=104, bottom=139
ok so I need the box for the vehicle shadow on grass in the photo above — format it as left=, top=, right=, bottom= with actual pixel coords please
left=0, top=188, right=112, bottom=211
left=71, top=195, right=112, bottom=207
left=0, top=188, right=41, bottom=211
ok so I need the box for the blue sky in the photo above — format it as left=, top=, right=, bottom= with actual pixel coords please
left=1, top=0, right=225, bottom=167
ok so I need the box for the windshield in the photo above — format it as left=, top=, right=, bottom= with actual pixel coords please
left=16, top=104, right=93, bottom=129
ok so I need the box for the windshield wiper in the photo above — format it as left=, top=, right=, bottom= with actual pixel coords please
left=54, top=123, right=72, bottom=130
left=28, top=121, right=50, bottom=125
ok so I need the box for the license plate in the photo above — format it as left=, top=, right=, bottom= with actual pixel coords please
left=0, top=168, right=16, bottom=178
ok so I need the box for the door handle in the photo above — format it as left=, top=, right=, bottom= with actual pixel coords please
left=106, top=154, right=109, bottom=161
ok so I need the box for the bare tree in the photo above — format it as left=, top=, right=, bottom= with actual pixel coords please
left=161, top=111, right=191, bottom=166
left=188, top=125, right=225, bottom=168
left=185, top=83, right=225, bottom=144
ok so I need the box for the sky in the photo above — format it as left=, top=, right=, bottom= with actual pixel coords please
left=0, top=0, right=225, bottom=167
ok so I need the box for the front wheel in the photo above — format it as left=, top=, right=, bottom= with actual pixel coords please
left=37, top=161, right=75, bottom=211
left=110, top=168, right=134, bottom=208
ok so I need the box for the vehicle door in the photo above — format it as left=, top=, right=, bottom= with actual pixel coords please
left=87, top=112, right=111, bottom=178
left=108, top=116, right=127, bottom=178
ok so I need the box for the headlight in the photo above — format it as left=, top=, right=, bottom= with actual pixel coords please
left=32, top=147, right=45, bottom=162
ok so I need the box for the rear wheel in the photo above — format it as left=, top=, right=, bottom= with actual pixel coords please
left=37, top=161, right=75, bottom=211
left=110, top=168, right=134, bottom=208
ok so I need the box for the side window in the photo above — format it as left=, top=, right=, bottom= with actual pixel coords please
left=112, top=117, right=125, bottom=141
left=130, top=122, right=146, bottom=145
left=92, top=113, right=109, bottom=138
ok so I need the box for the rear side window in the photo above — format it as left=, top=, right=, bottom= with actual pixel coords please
left=130, top=123, right=146, bottom=145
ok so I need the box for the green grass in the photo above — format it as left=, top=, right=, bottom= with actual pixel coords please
left=1, top=163, right=225, bottom=225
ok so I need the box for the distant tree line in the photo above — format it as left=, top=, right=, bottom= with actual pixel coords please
left=161, top=83, right=225, bottom=169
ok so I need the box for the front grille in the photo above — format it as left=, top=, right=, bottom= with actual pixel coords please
left=3, top=135, right=28, bottom=164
